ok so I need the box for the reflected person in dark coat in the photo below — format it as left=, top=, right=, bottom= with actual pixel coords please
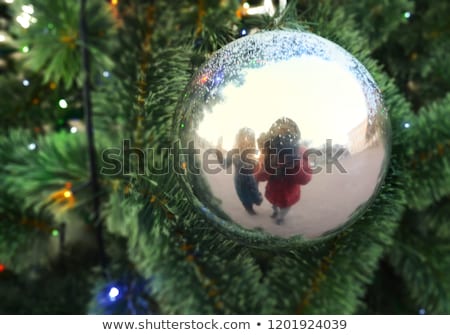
left=224, top=128, right=263, bottom=215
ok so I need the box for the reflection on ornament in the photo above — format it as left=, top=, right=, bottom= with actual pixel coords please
left=174, top=30, right=391, bottom=244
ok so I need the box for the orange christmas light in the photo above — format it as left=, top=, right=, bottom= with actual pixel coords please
left=60, top=32, right=77, bottom=49
left=48, top=182, right=76, bottom=212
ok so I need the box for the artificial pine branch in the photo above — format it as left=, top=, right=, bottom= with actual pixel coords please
left=402, top=93, right=450, bottom=210
left=389, top=208, right=450, bottom=314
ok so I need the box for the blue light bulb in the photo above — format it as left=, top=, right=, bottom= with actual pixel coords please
left=108, top=286, right=120, bottom=301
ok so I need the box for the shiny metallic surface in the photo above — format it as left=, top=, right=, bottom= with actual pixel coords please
left=174, top=31, right=391, bottom=240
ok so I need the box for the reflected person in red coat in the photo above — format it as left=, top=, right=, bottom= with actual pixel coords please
left=255, top=117, right=312, bottom=224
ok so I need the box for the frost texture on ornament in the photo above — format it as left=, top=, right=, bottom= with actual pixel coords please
left=175, top=30, right=391, bottom=243
left=184, top=31, right=384, bottom=124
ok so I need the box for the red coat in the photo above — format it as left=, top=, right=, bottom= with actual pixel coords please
left=255, top=147, right=312, bottom=208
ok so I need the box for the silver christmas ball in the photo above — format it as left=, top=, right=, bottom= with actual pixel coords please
left=174, top=30, right=390, bottom=244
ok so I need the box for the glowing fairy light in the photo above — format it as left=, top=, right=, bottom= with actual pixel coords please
left=22, top=5, right=34, bottom=15
left=108, top=287, right=120, bottom=301
left=240, top=0, right=287, bottom=17
left=16, top=5, right=36, bottom=29
left=58, top=99, right=68, bottom=109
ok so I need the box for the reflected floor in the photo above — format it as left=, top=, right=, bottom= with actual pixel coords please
left=204, top=145, right=385, bottom=238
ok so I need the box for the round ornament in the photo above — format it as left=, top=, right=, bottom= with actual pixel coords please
left=174, top=30, right=390, bottom=245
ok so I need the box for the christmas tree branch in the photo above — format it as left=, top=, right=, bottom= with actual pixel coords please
left=389, top=208, right=450, bottom=314
left=401, top=93, right=450, bottom=210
